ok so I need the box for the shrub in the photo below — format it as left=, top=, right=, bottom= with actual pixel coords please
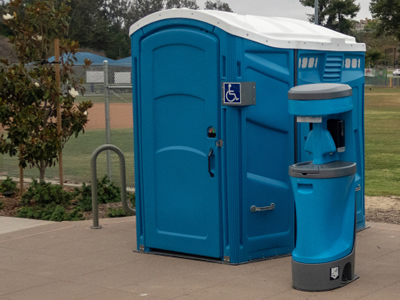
left=16, top=204, right=83, bottom=221
left=107, top=207, right=132, bottom=218
left=97, top=175, right=121, bottom=204
left=46, top=205, right=83, bottom=221
left=0, top=176, right=17, bottom=194
left=17, top=179, right=83, bottom=221
left=129, top=192, right=136, bottom=207
left=20, top=179, right=73, bottom=207
left=16, top=207, right=41, bottom=219
left=74, top=182, right=92, bottom=212
left=74, top=175, right=122, bottom=212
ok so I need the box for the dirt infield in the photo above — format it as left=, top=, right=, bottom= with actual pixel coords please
left=365, top=196, right=400, bottom=224
left=85, top=103, right=133, bottom=130
left=0, top=103, right=133, bottom=133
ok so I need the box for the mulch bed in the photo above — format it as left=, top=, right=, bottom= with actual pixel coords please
left=365, top=208, right=400, bottom=225
left=0, top=186, right=126, bottom=220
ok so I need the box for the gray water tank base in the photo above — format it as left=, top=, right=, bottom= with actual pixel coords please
left=288, top=83, right=353, bottom=101
left=292, top=247, right=358, bottom=291
left=289, top=161, right=356, bottom=179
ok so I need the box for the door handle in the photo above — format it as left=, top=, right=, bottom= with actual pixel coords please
left=250, top=203, right=275, bottom=213
left=208, top=148, right=214, bottom=177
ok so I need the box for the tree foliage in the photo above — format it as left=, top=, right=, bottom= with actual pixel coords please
left=125, top=0, right=164, bottom=27
left=366, top=48, right=384, bottom=66
left=0, top=0, right=13, bottom=36
left=67, top=0, right=131, bottom=59
left=363, top=18, right=379, bottom=32
left=370, top=0, right=400, bottom=41
left=0, top=0, right=93, bottom=181
left=165, top=0, right=199, bottom=9
left=353, top=17, right=399, bottom=68
left=1, top=0, right=234, bottom=59
left=300, top=0, right=360, bottom=34
left=204, top=0, right=232, bottom=12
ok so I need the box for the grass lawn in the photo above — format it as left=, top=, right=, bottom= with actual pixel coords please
left=365, top=87, right=400, bottom=196
left=77, top=90, right=132, bottom=104
left=0, top=128, right=135, bottom=187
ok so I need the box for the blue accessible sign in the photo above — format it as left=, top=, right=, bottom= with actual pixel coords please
left=224, top=83, right=241, bottom=104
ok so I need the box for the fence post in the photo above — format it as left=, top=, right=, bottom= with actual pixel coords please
left=55, top=39, right=63, bottom=187
left=103, top=60, right=112, bottom=180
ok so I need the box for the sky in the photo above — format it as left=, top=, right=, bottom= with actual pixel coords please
left=222, top=0, right=372, bottom=22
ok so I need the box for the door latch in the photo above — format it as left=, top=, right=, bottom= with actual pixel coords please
left=216, top=139, right=223, bottom=148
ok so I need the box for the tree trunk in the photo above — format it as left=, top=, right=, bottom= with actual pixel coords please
left=19, top=165, right=23, bottom=197
left=39, top=160, right=45, bottom=183
left=19, top=145, right=23, bottom=197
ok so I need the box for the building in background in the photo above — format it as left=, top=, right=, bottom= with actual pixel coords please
left=354, top=18, right=371, bottom=32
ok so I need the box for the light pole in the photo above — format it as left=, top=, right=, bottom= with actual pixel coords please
left=315, top=0, right=318, bottom=25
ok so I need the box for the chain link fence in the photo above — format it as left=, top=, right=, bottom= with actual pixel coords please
left=365, top=68, right=400, bottom=87
left=0, top=61, right=135, bottom=187
left=365, top=76, right=400, bottom=87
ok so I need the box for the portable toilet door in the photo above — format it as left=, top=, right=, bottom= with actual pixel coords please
left=133, top=19, right=222, bottom=258
left=130, top=9, right=366, bottom=263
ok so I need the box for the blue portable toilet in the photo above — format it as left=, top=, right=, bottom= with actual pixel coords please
left=129, top=9, right=366, bottom=264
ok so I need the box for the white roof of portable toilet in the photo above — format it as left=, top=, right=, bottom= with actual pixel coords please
left=130, top=9, right=365, bottom=52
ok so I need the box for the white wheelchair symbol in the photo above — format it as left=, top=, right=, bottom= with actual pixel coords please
left=225, top=84, right=239, bottom=102
left=331, top=267, right=339, bottom=280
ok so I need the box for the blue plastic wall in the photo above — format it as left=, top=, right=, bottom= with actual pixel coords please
left=221, top=34, right=296, bottom=263
left=296, top=51, right=365, bottom=230
left=131, top=18, right=365, bottom=263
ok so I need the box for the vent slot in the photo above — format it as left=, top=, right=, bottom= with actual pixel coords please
left=323, top=56, right=342, bottom=81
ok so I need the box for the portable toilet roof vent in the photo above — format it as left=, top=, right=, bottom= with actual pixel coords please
left=323, top=55, right=344, bottom=82
left=130, top=9, right=366, bottom=52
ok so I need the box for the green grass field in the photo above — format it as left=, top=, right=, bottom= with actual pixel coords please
left=0, top=128, right=135, bottom=187
left=76, top=92, right=133, bottom=104
left=365, top=87, right=400, bottom=196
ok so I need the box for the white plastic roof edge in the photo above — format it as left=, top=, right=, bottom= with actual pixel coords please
left=129, top=9, right=365, bottom=52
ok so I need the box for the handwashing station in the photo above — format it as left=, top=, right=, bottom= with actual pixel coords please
left=129, top=9, right=365, bottom=264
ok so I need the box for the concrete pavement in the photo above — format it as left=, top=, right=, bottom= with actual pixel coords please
left=0, top=217, right=400, bottom=299
left=0, top=216, right=54, bottom=235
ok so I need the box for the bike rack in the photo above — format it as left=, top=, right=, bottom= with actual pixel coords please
left=90, top=144, right=135, bottom=229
